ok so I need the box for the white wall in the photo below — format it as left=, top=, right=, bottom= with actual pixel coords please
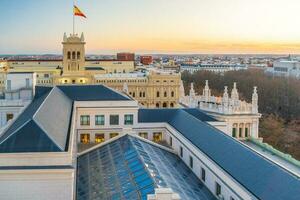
left=0, top=169, right=74, bottom=200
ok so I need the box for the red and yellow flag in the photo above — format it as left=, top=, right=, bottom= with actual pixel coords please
left=74, top=5, right=86, bottom=18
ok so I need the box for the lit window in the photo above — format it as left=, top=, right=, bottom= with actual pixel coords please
left=6, top=113, right=14, bottom=122
left=80, top=115, right=90, bottom=125
left=139, top=132, right=148, bottom=139
left=110, top=115, right=119, bottom=125
left=95, top=134, right=105, bottom=143
left=201, top=167, right=206, bottom=182
left=124, top=114, right=133, bottom=125
left=189, top=156, right=193, bottom=169
left=80, top=134, right=90, bottom=144
left=110, top=133, right=119, bottom=138
left=95, top=115, right=105, bottom=125
left=215, top=182, right=221, bottom=196
left=153, top=132, right=162, bottom=143
left=180, top=146, right=183, bottom=158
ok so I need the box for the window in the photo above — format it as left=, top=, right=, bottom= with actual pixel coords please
left=6, top=80, right=11, bottom=90
left=171, top=91, right=174, bottom=97
left=153, top=132, right=162, bottom=143
left=163, top=102, right=167, bottom=108
left=156, top=103, right=159, bottom=108
left=6, top=113, right=14, bottom=122
left=110, top=115, right=119, bottom=125
left=80, top=134, right=90, bottom=144
left=77, top=51, right=80, bottom=59
left=25, top=78, right=30, bottom=88
left=245, top=128, right=249, bottom=137
left=72, top=51, right=76, bottom=59
left=164, top=91, right=167, bottom=97
left=180, top=146, right=183, bottom=158
left=80, top=115, right=90, bottom=125
left=139, top=132, right=148, bottom=139
left=95, top=115, right=105, bottom=125
left=44, top=74, right=49, bottom=78
left=239, top=128, right=242, bottom=137
left=189, top=156, right=193, bottom=169
left=156, top=91, right=160, bottom=97
left=124, top=114, right=134, bottom=125
left=110, top=133, right=119, bottom=138
left=170, top=103, right=174, bottom=108
left=201, top=167, right=206, bottom=182
left=169, top=136, right=172, bottom=146
left=232, top=128, right=236, bottom=138
left=95, top=134, right=105, bottom=143
left=215, top=182, right=221, bottom=196
left=230, top=197, right=235, bottom=200
left=67, top=51, right=71, bottom=59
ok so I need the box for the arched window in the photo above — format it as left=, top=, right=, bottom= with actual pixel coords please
left=156, top=91, right=160, bottom=97
left=171, top=91, right=174, bottom=97
left=77, top=51, right=80, bottom=59
left=156, top=103, right=159, bottom=108
left=163, top=102, right=167, bottom=108
left=164, top=91, right=167, bottom=97
left=140, top=92, right=142, bottom=97
left=170, top=103, right=174, bottom=107
left=67, top=51, right=71, bottom=59
left=72, top=51, right=76, bottom=59
left=132, top=92, right=135, bottom=97
left=143, top=92, right=146, bottom=97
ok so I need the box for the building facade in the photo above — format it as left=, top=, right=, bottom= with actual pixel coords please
left=0, top=85, right=298, bottom=200
left=0, top=72, right=35, bottom=129
left=180, top=80, right=261, bottom=139
left=0, top=33, right=180, bottom=108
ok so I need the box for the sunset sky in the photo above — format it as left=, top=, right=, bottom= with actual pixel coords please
left=1, top=0, right=300, bottom=54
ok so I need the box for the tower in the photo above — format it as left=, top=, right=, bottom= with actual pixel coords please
left=62, top=32, right=86, bottom=73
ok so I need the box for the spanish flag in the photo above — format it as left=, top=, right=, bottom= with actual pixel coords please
left=74, top=5, right=86, bottom=18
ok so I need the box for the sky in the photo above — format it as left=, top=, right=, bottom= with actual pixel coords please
left=1, top=0, right=300, bottom=54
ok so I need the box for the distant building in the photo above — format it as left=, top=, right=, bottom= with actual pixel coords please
left=0, top=33, right=181, bottom=108
left=140, top=55, right=153, bottom=65
left=180, top=63, right=247, bottom=73
left=117, top=52, right=135, bottom=61
left=266, top=60, right=300, bottom=78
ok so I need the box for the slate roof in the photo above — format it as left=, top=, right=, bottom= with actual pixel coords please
left=0, top=87, right=73, bottom=153
left=77, top=135, right=216, bottom=200
left=138, top=109, right=300, bottom=200
left=57, top=85, right=131, bottom=101
left=0, top=85, right=131, bottom=153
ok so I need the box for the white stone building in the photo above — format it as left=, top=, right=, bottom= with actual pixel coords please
left=266, top=60, right=300, bottom=78
left=0, top=85, right=298, bottom=200
left=0, top=72, right=35, bottom=129
left=180, top=80, right=261, bottom=139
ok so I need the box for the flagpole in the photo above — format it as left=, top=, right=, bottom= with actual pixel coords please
left=73, top=0, right=75, bottom=35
